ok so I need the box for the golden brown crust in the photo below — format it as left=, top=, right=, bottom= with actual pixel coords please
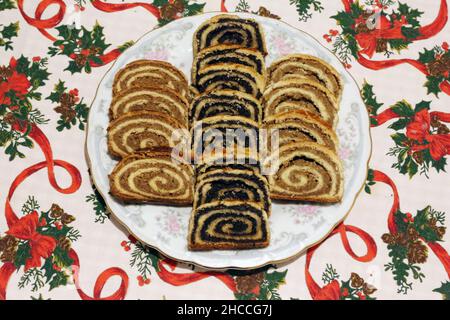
left=109, top=150, right=194, bottom=205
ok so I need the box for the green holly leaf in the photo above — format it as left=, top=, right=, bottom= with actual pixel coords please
left=14, top=242, right=31, bottom=269
left=361, top=81, right=383, bottom=115
left=401, top=27, right=420, bottom=40
left=52, top=246, right=73, bottom=268
left=418, top=48, right=437, bottom=64
left=48, top=271, right=68, bottom=291
left=433, top=281, right=450, bottom=300
left=331, top=11, right=355, bottom=28
left=424, top=76, right=443, bottom=96
left=414, top=101, right=431, bottom=112
left=184, top=2, right=206, bottom=16
left=152, top=0, right=169, bottom=7
left=391, top=100, right=414, bottom=117
left=0, top=0, right=16, bottom=11
left=389, top=118, right=410, bottom=131
left=42, top=257, right=57, bottom=283
left=391, top=133, right=408, bottom=145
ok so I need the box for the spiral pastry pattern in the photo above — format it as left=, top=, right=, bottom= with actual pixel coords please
left=191, top=115, right=259, bottom=160
left=194, top=64, right=266, bottom=99
left=109, top=150, right=194, bottom=205
left=189, top=90, right=262, bottom=124
left=107, top=111, right=185, bottom=158
left=191, top=45, right=266, bottom=85
left=263, top=79, right=338, bottom=127
left=193, top=14, right=267, bottom=57
left=109, top=85, right=188, bottom=126
left=263, top=110, right=338, bottom=151
left=112, top=60, right=189, bottom=99
left=267, top=54, right=343, bottom=102
left=266, top=142, right=343, bottom=203
left=188, top=201, right=270, bottom=250
left=194, top=167, right=271, bottom=214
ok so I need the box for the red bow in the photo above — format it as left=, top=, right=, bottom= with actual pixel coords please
left=355, top=15, right=406, bottom=58
left=312, top=280, right=341, bottom=300
left=6, top=211, right=56, bottom=271
left=406, top=109, right=450, bottom=161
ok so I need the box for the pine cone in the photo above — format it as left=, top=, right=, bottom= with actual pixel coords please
left=257, top=7, right=280, bottom=20
left=435, top=226, right=446, bottom=240
left=50, top=203, right=64, bottom=218
left=381, top=233, right=396, bottom=245
left=407, top=240, right=428, bottom=264
left=0, top=250, right=15, bottom=263
left=406, top=225, right=419, bottom=241
left=58, top=237, right=72, bottom=251
left=350, top=272, right=364, bottom=288
left=74, top=54, right=87, bottom=67
left=61, top=213, right=76, bottom=225
left=160, top=3, right=180, bottom=20
left=59, top=93, right=76, bottom=108
left=437, top=125, right=450, bottom=134
left=0, top=235, right=18, bottom=252
left=412, top=152, right=424, bottom=165
left=427, top=60, right=446, bottom=77
left=395, top=233, right=409, bottom=247
left=235, top=273, right=264, bottom=294
left=376, top=39, right=388, bottom=53
left=0, top=66, right=12, bottom=78
left=172, top=0, right=185, bottom=12
left=3, top=112, right=16, bottom=125
left=355, top=23, right=370, bottom=34
left=362, top=283, right=377, bottom=295
left=440, top=54, right=450, bottom=68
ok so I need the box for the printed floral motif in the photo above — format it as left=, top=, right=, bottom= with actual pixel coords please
left=381, top=206, right=446, bottom=294
left=290, top=0, right=323, bottom=22
left=86, top=185, right=109, bottom=224
left=0, top=0, right=15, bottom=11
left=232, top=269, right=287, bottom=300
left=321, top=264, right=377, bottom=300
left=0, top=197, right=80, bottom=292
left=47, top=80, right=88, bottom=131
left=328, top=1, right=423, bottom=65
left=418, top=43, right=450, bottom=96
left=0, top=21, right=19, bottom=51
left=153, top=0, right=206, bottom=26
left=48, top=23, right=134, bottom=74
left=363, top=82, right=449, bottom=178
left=235, top=0, right=281, bottom=20
left=0, top=56, right=49, bottom=160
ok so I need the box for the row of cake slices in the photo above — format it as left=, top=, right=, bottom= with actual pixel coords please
left=108, top=60, right=195, bottom=205
left=188, top=15, right=271, bottom=251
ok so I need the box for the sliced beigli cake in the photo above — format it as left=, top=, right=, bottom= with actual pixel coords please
left=109, top=150, right=194, bottom=205
left=263, top=110, right=338, bottom=151
left=262, top=79, right=338, bottom=127
left=112, top=59, right=189, bottom=99
left=264, top=142, right=343, bottom=203
left=194, top=64, right=266, bottom=99
left=189, top=90, right=262, bottom=124
left=109, top=85, right=188, bottom=127
left=193, top=14, right=267, bottom=57
left=194, top=165, right=271, bottom=214
left=191, top=115, right=259, bottom=160
left=192, top=45, right=265, bottom=85
left=267, top=54, right=343, bottom=102
left=107, top=111, right=185, bottom=158
left=188, top=201, right=270, bottom=250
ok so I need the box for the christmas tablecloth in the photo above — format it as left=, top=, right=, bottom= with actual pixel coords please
left=0, top=0, right=449, bottom=300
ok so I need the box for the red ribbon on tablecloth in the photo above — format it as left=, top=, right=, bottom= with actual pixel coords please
left=157, top=259, right=237, bottom=292
left=372, top=170, right=450, bottom=278
left=340, top=0, right=449, bottom=94
left=221, top=0, right=228, bottom=12
left=16, top=0, right=136, bottom=68
left=90, top=0, right=161, bottom=20
left=305, top=223, right=377, bottom=300
left=0, top=121, right=128, bottom=300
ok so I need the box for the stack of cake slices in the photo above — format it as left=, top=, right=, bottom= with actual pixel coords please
left=188, top=14, right=271, bottom=251
left=262, top=54, right=344, bottom=203
left=108, top=60, right=194, bottom=205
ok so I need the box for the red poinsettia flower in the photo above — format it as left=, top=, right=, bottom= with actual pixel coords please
left=6, top=211, right=57, bottom=271
left=0, top=58, right=31, bottom=105
left=406, top=109, right=430, bottom=142
left=313, top=280, right=341, bottom=300
left=426, top=134, right=450, bottom=161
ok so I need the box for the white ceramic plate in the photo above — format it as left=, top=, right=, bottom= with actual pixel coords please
left=86, top=12, right=371, bottom=270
